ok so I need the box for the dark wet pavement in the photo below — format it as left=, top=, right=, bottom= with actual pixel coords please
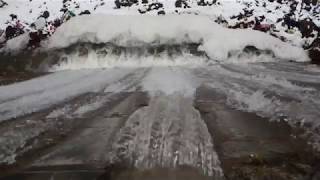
left=0, top=65, right=320, bottom=180
left=195, top=85, right=318, bottom=180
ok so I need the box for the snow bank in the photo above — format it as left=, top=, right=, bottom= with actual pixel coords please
left=4, top=33, right=29, bottom=52
left=45, top=14, right=309, bottom=62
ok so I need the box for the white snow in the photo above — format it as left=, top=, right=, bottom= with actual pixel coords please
left=4, top=33, right=29, bottom=52
left=34, top=17, right=46, bottom=30
left=0, top=0, right=63, bottom=29
left=1, top=0, right=319, bottom=29
left=0, top=0, right=319, bottom=51
left=43, top=14, right=309, bottom=63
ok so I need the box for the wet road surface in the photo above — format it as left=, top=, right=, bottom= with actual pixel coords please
left=0, top=63, right=320, bottom=180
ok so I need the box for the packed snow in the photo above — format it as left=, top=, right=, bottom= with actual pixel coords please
left=0, top=68, right=135, bottom=122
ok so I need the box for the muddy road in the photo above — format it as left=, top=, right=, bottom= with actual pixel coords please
left=0, top=63, right=320, bottom=180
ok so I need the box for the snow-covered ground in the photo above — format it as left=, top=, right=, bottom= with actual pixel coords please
left=1, top=0, right=319, bottom=28
left=1, top=1, right=320, bottom=179
left=0, top=0, right=319, bottom=50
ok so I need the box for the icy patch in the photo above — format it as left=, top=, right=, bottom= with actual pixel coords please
left=104, top=68, right=148, bottom=93
left=51, top=49, right=205, bottom=71
left=228, top=90, right=280, bottom=113
left=214, top=65, right=315, bottom=92
left=43, top=15, right=308, bottom=63
left=46, top=105, right=73, bottom=119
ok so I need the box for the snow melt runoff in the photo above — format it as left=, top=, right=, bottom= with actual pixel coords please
left=42, top=14, right=309, bottom=64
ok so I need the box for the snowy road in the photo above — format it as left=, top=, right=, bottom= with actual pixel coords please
left=0, top=63, right=320, bottom=179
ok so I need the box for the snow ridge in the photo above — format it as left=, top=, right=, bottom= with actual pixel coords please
left=44, top=14, right=309, bottom=63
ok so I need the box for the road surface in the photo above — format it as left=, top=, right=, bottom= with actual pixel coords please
left=0, top=62, right=320, bottom=180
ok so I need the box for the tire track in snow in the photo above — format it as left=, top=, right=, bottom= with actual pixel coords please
left=33, top=92, right=149, bottom=168
left=0, top=68, right=146, bottom=166
left=109, top=67, right=223, bottom=178
left=47, top=68, right=150, bottom=119
left=109, top=94, right=223, bottom=178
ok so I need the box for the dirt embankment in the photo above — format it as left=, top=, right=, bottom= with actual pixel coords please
left=0, top=52, right=50, bottom=85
